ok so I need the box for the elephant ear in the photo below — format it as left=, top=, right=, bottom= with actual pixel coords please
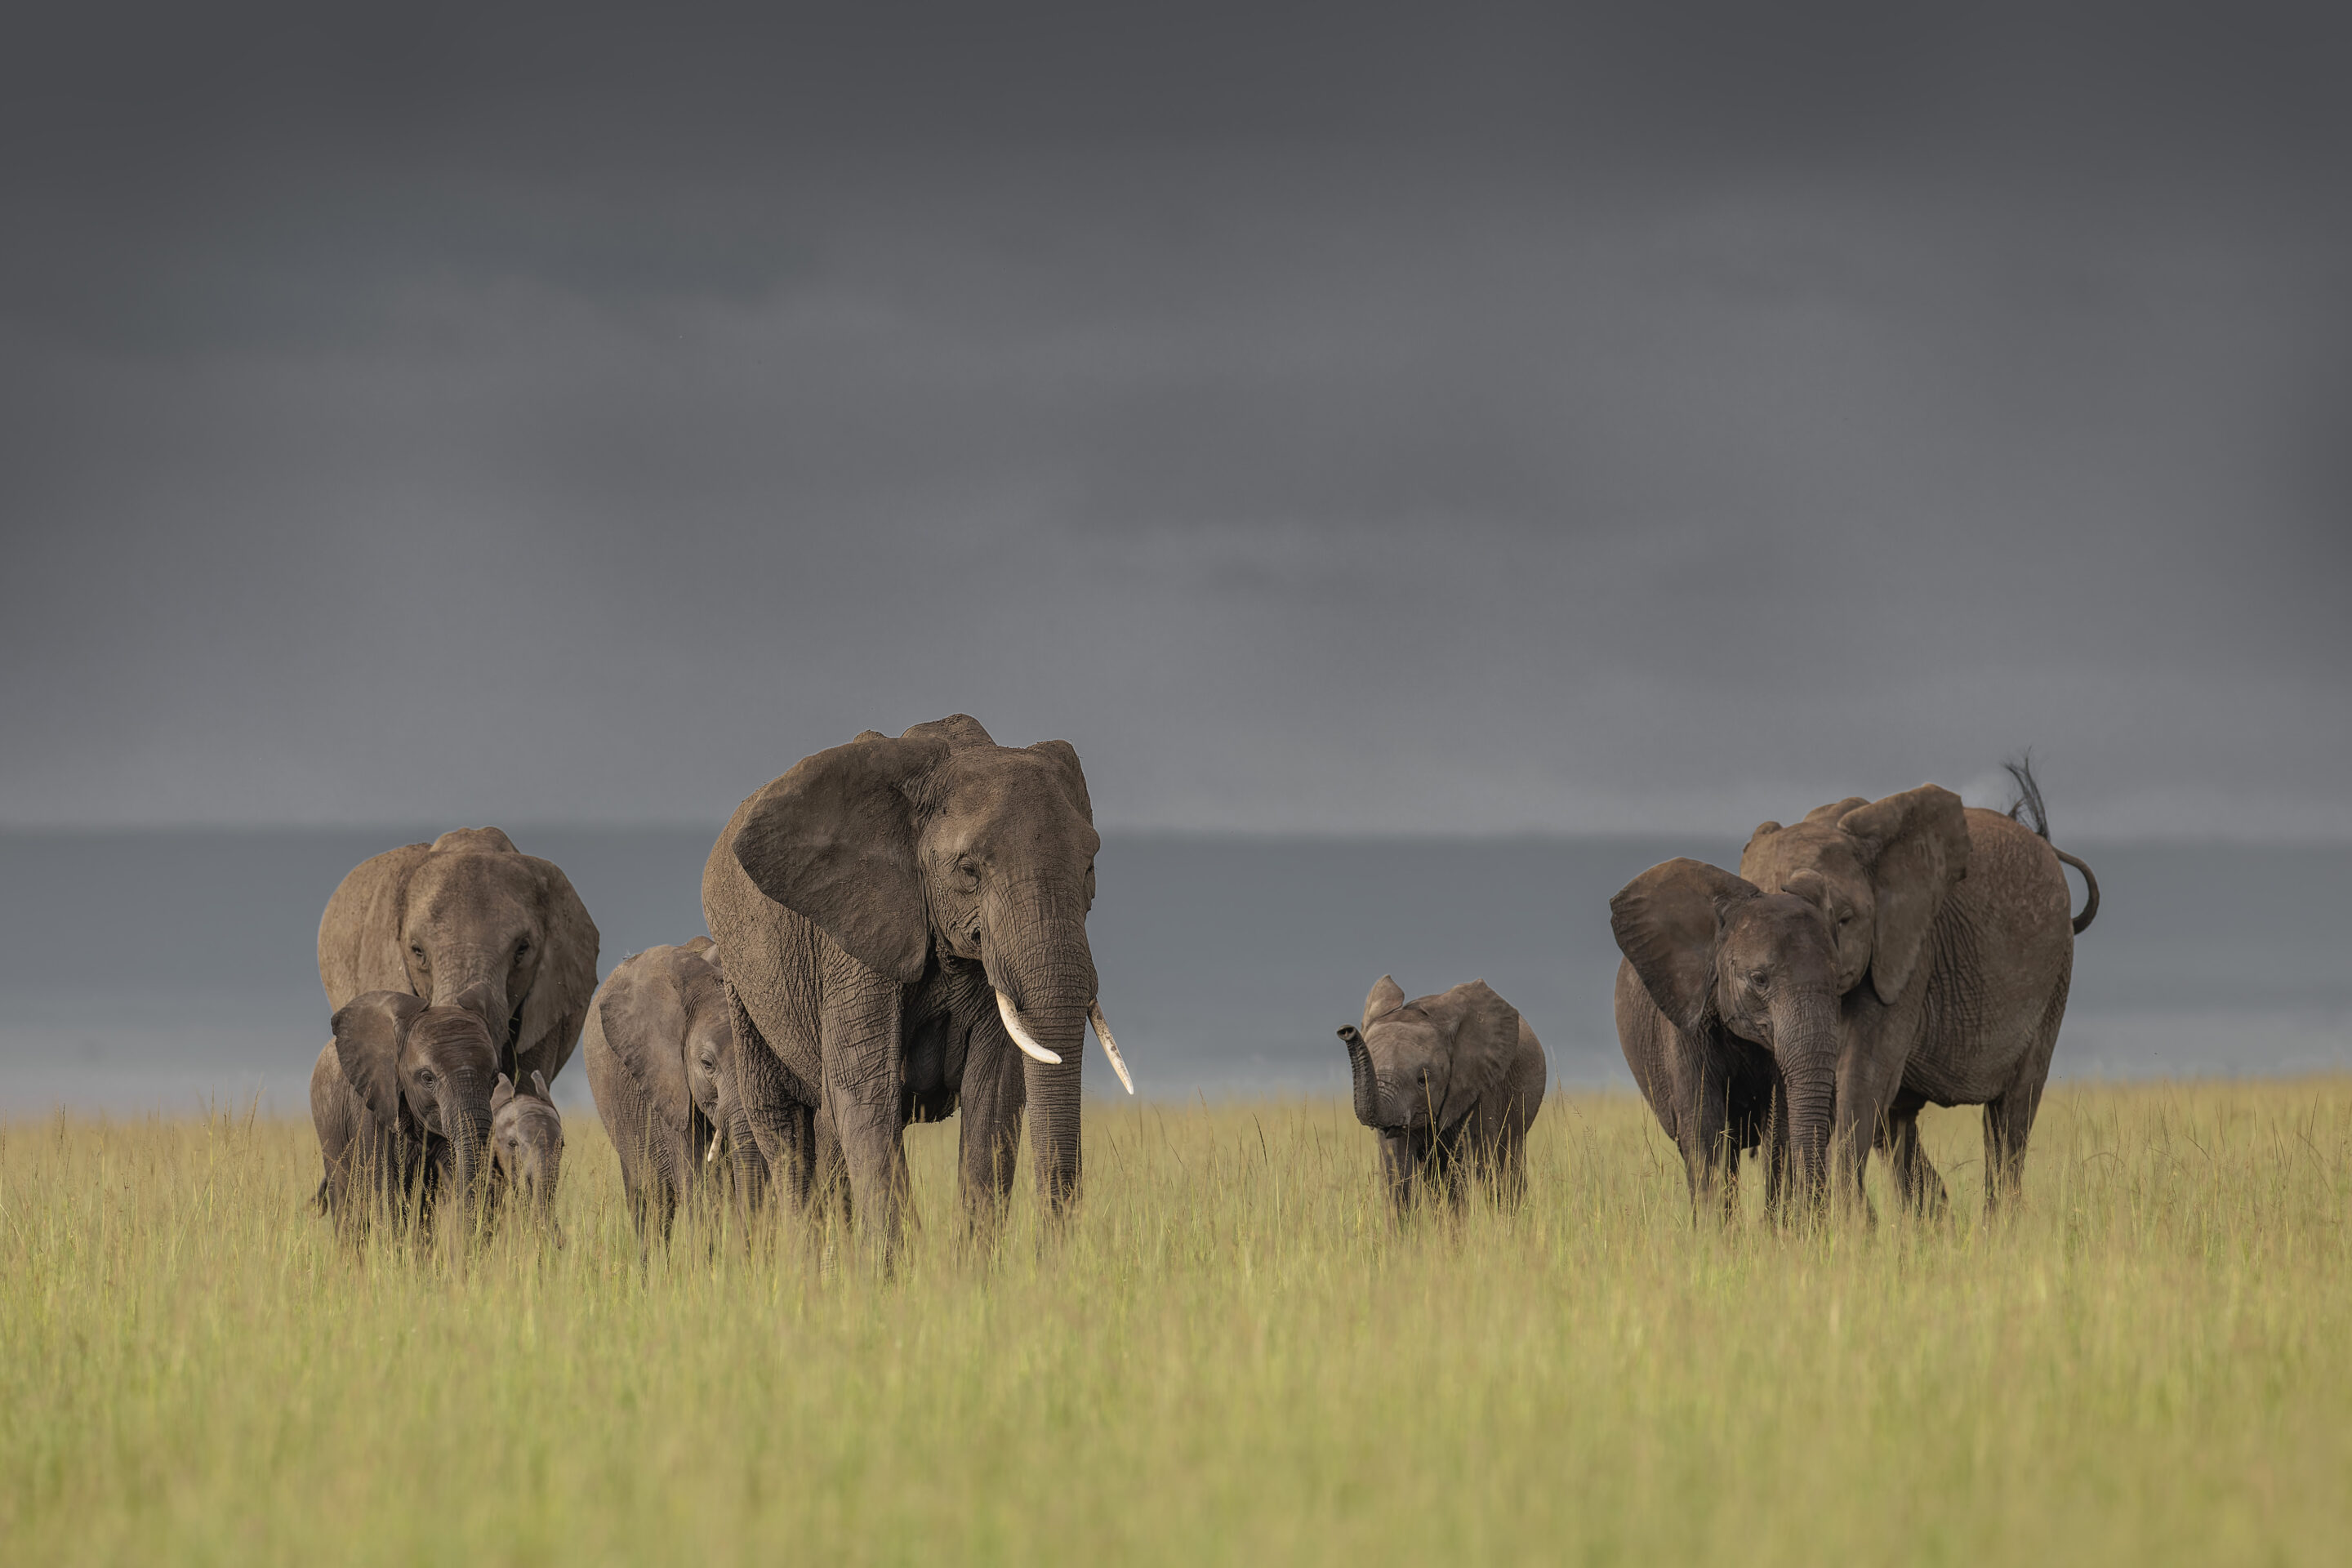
left=1610, top=858, right=1759, bottom=1033
left=1803, top=796, right=1873, bottom=825
left=596, top=958, right=698, bottom=1147
left=491, top=1072, right=517, bottom=1116
left=331, top=990, right=427, bottom=1125
left=1838, top=784, right=1971, bottom=1005
left=1025, top=739, right=1094, bottom=823
left=515, top=853, right=600, bottom=1071
left=1428, top=980, right=1521, bottom=1129
left=732, top=735, right=949, bottom=985
left=1361, top=974, right=1406, bottom=1031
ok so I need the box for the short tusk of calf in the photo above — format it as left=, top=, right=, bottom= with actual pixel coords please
left=1089, top=1000, right=1135, bottom=1095
left=996, top=990, right=1062, bottom=1065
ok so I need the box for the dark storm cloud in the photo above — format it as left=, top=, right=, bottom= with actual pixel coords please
left=2, top=2, right=2348, bottom=836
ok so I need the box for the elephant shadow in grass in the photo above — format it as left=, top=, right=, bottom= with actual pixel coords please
left=310, top=987, right=505, bottom=1239
left=1337, top=975, right=1546, bottom=1215
left=1611, top=763, right=2098, bottom=1224
left=582, top=937, right=842, bottom=1261
left=702, top=715, right=1136, bottom=1267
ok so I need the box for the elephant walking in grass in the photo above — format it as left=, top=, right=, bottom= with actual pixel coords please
left=1338, top=976, right=1546, bottom=1213
left=582, top=938, right=827, bottom=1254
left=702, top=715, right=1134, bottom=1262
left=491, top=1071, right=565, bottom=1246
left=310, top=988, right=505, bottom=1232
left=1612, top=761, right=2098, bottom=1220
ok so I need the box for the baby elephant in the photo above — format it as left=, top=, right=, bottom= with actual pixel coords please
left=1337, top=976, right=1546, bottom=1212
left=584, top=938, right=748, bottom=1250
left=491, top=1070, right=565, bottom=1245
left=310, top=987, right=504, bottom=1231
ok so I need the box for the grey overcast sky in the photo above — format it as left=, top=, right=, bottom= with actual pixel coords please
left=2, top=2, right=2347, bottom=838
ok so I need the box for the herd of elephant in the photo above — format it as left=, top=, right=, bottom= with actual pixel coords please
left=308, top=714, right=2100, bottom=1258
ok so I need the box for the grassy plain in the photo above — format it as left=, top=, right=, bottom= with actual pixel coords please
left=4, top=1080, right=2350, bottom=1565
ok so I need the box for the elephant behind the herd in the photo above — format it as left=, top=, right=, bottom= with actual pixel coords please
left=1611, top=766, right=2098, bottom=1220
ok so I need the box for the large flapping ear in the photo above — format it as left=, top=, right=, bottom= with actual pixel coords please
left=1610, top=858, right=1759, bottom=1033
left=1025, top=739, right=1094, bottom=823
left=1838, top=784, right=1971, bottom=1005
left=1361, top=974, right=1406, bottom=1031
left=732, top=735, right=948, bottom=985
left=596, top=958, right=699, bottom=1145
left=1427, top=980, right=1521, bottom=1129
left=331, top=990, right=428, bottom=1125
left=515, top=853, right=601, bottom=1067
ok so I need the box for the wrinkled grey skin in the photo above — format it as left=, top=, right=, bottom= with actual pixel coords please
left=317, top=827, right=599, bottom=1090
left=491, top=1069, right=565, bottom=1245
left=583, top=938, right=829, bottom=1250
left=703, top=715, right=1108, bottom=1259
left=1615, top=777, right=2097, bottom=1219
left=1339, top=976, right=1546, bottom=1214
left=310, top=988, right=503, bottom=1231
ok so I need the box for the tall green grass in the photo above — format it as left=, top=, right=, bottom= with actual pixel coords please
left=5, top=1081, right=2350, bottom=1565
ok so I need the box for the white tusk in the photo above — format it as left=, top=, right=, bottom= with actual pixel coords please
left=706, top=1136, right=719, bottom=1165
left=1089, top=1000, right=1135, bottom=1095
left=996, top=990, right=1062, bottom=1065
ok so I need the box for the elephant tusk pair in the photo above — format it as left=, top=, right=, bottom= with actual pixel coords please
left=992, top=991, right=1137, bottom=1095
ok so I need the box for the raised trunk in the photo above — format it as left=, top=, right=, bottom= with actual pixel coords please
left=1771, top=991, right=1839, bottom=1209
left=1346, top=1036, right=1383, bottom=1128
left=986, top=879, right=1097, bottom=1218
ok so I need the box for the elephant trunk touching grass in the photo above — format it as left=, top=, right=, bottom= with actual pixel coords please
left=982, top=877, right=1100, bottom=1209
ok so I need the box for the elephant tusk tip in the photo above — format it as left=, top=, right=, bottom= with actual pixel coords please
left=995, top=988, right=1062, bottom=1065
left=1089, top=1000, right=1136, bottom=1095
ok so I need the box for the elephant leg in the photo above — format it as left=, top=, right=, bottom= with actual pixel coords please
left=1676, top=1077, right=1738, bottom=1223
left=1832, top=1046, right=1906, bottom=1224
left=1984, top=980, right=2066, bottom=1214
left=1876, top=1090, right=1948, bottom=1218
left=956, top=1036, right=1024, bottom=1241
left=819, top=954, right=909, bottom=1263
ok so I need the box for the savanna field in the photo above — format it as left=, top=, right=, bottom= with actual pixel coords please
left=6, top=1083, right=2350, bottom=1566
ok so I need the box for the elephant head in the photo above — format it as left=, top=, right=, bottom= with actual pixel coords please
left=1610, top=860, right=1844, bottom=1199
left=730, top=715, right=1129, bottom=1208
left=393, top=828, right=599, bottom=1078
left=331, top=987, right=503, bottom=1202
left=1740, top=785, right=1971, bottom=1006
left=491, top=1069, right=565, bottom=1241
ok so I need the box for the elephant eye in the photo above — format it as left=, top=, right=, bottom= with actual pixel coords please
left=416, top=1067, right=436, bottom=1085
left=514, top=938, right=530, bottom=956
left=1748, top=971, right=1771, bottom=992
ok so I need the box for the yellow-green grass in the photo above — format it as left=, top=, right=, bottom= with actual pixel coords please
left=6, top=1081, right=2350, bottom=1566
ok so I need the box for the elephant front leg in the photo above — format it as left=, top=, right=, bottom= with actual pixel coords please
left=820, top=951, right=910, bottom=1267
left=1832, top=1049, right=1907, bottom=1225
left=1377, top=1130, right=1417, bottom=1218
left=956, top=1028, right=1025, bottom=1245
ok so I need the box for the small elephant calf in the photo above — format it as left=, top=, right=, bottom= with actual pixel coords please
left=1337, top=976, right=1546, bottom=1212
left=491, top=1070, right=565, bottom=1244
left=310, top=987, right=504, bottom=1231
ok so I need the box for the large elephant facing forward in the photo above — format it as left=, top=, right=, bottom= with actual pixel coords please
left=318, top=827, right=599, bottom=1089
left=703, top=715, right=1133, bottom=1258
left=1613, top=767, right=2096, bottom=1218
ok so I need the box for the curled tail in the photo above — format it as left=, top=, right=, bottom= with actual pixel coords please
left=2054, top=848, right=2100, bottom=935
left=2004, top=751, right=2100, bottom=935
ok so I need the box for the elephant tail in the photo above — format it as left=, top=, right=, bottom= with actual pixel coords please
left=2002, top=752, right=2100, bottom=935
left=2055, top=848, right=2100, bottom=935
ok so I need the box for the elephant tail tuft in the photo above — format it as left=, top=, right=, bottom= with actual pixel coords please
left=2005, top=751, right=2100, bottom=934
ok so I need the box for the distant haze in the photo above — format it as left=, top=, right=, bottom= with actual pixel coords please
left=2, top=3, right=2348, bottom=838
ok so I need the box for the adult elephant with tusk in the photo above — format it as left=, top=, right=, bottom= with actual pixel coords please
left=317, top=826, right=600, bottom=1091
left=702, top=715, right=1132, bottom=1259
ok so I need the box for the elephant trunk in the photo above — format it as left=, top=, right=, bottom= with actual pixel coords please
left=1771, top=989, right=1839, bottom=1206
left=439, top=1075, right=493, bottom=1223
left=1344, top=1032, right=1383, bottom=1129
left=985, top=879, right=1097, bottom=1217
left=430, top=962, right=518, bottom=1071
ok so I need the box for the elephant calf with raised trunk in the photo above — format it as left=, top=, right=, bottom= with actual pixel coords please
left=1339, top=976, right=1546, bottom=1213
left=310, top=987, right=504, bottom=1231
left=703, top=715, right=1134, bottom=1262
left=1613, top=764, right=2098, bottom=1220
left=490, top=1070, right=564, bottom=1245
